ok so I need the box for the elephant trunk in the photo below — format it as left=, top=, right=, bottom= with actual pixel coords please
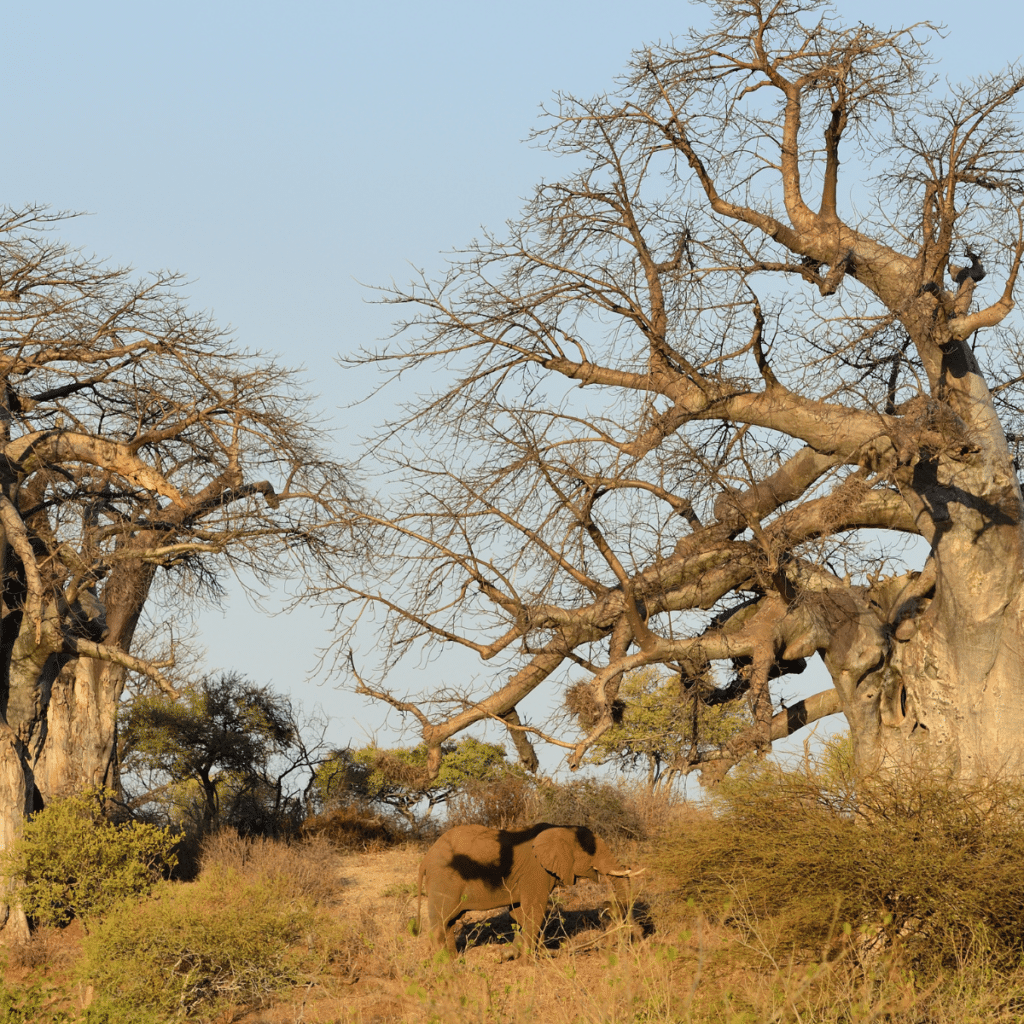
left=605, top=874, right=632, bottom=917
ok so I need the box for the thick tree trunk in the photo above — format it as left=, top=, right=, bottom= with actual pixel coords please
left=829, top=342, right=1024, bottom=780
left=890, top=596, right=1024, bottom=779
left=0, top=555, right=153, bottom=937
left=0, top=724, right=30, bottom=941
left=31, top=658, right=128, bottom=802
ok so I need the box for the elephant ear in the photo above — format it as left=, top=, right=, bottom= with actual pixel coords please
left=533, top=828, right=575, bottom=885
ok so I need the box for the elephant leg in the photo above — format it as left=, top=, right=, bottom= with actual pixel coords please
left=427, top=897, right=461, bottom=954
left=506, top=902, right=545, bottom=960
left=499, top=905, right=527, bottom=961
left=426, top=898, right=442, bottom=947
left=442, top=915, right=459, bottom=954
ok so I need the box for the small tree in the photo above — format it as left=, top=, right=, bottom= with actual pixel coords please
left=120, top=673, right=325, bottom=835
left=566, top=668, right=751, bottom=791
left=315, top=737, right=508, bottom=823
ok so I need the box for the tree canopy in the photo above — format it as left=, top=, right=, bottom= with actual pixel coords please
left=314, top=738, right=509, bottom=823
left=0, top=207, right=353, bottom=936
left=336, top=0, right=1024, bottom=786
left=120, top=673, right=325, bottom=834
left=567, top=667, right=750, bottom=790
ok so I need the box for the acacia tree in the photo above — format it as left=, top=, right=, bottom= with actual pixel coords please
left=566, top=668, right=750, bottom=791
left=120, top=674, right=326, bottom=834
left=0, top=207, right=351, bottom=936
left=338, top=1, right=1024, bottom=790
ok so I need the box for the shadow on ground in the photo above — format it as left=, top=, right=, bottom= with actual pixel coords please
left=456, top=900, right=654, bottom=954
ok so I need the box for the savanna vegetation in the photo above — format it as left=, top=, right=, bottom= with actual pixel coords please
left=0, top=206, right=357, bottom=939
left=5, top=743, right=1024, bottom=1023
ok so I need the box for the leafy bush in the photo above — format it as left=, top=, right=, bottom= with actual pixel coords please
left=2, top=787, right=177, bottom=929
left=658, top=735, right=1024, bottom=968
left=80, top=838, right=354, bottom=1020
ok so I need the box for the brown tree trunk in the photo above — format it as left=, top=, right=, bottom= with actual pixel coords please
left=848, top=573, right=1024, bottom=781
left=0, top=553, right=154, bottom=936
left=0, top=724, right=31, bottom=942
left=827, top=342, right=1024, bottom=780
left=31, top=658, right=128, bottom=802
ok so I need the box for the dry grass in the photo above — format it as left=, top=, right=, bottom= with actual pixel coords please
left=9, top=773, right=1024, bottom=1022
left=3, top=924, right=80, bottom=974
left=199, top=830, right=343, bottom=907
left=197, top=843, right=1024, bottom=1024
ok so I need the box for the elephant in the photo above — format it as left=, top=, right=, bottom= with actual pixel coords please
left=414, top=822, right=641, bottom=959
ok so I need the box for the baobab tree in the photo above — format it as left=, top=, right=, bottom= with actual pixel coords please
left=0, top=207, right=353, bottom=937
left=339, top=1, right=1024, bottom=790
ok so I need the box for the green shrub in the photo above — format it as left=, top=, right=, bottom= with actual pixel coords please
left=657, top=736, right=1024, bottom=969
left=0, top=970, right=131, bottom=1023
left=79, top=837, right=354, bottom=1020
left=2, top=787, right=177, bottom=929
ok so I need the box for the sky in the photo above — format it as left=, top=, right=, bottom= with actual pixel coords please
left=2, top=1, right=1022, bottom=768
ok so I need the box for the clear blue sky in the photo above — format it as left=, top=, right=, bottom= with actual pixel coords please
left=3, top=2, right=1021, bottom=759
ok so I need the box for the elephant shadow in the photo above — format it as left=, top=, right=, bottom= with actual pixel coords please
left=456, top=898, right=654, bottom=953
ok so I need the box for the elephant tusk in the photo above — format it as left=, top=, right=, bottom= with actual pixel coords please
left=604, top=867, right=645, bottom=878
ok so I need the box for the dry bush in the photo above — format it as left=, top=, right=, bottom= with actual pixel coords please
left=446, top=773, right=686, bottom=847
left=2, top=926, right=78, bottom=974
left=657, top=750, right=1024, bottom=971
left=198, top=830, right=342, bottom=907
left=301, top=802, right=406, bottom=851
left=528, top=776, right=660, bottom=841
left=444, top=774, right=535, bottom=830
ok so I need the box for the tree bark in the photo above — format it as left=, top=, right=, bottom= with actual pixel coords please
left=0, top=207, right=352, bottom=938
left=0, top=724, right=31, bottom=942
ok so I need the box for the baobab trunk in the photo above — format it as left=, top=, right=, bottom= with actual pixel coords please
left=828, top=374, right=1024, bottom=780
left=31, top=657, right=128, bottom=802
left=0, top=725, right=31, bottom=941
left=0, top=556, right=152, bottom=936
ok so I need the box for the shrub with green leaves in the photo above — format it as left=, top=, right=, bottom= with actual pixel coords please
left=2, top=787, right=177, bottom=928
left=79, top=853, right=352, bottom=1020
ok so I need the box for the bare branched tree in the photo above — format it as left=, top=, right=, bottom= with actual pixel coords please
left=334, top=2, right=1024, bottom=792
left=0, top=207, right=355, bottom=937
